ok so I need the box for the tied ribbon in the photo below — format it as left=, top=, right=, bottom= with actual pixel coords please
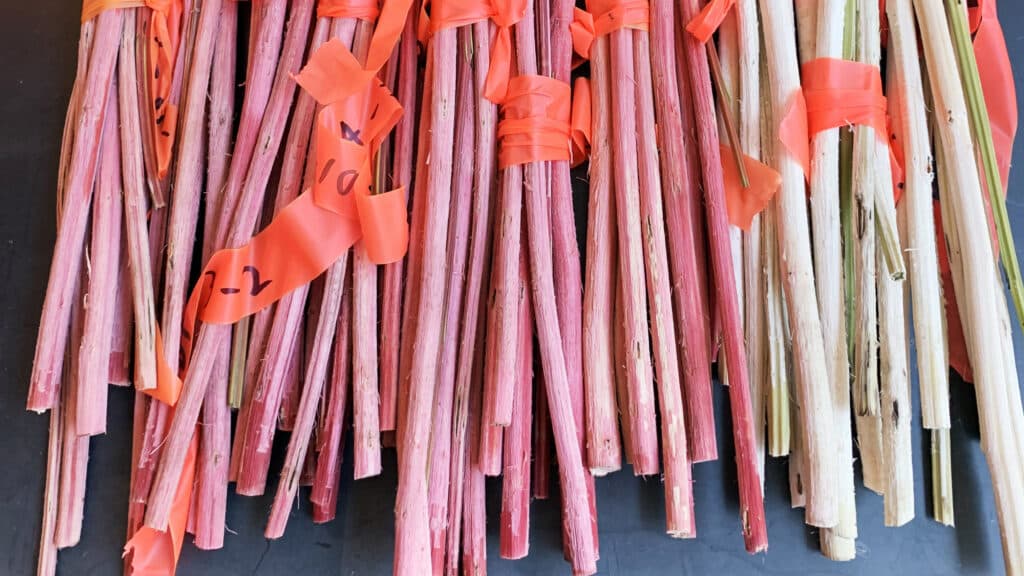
left=570, top=77, right=592, bottom=167
left=941, top=0, right=1016, bottom=383
left=778, top=58, right=889, bottom=183
left=418, top=0, right=528, bottom=102
left=318, top=0, right=382, bottom=20
left=82, top=0, right=184, bottom=180
left=497, top=75, right=574, bottom=168
left=685, top=0, right=734, bottom=43
left=721, top=147, right=782, bottom=230
left=122, top=433, right=197, bottom=576
left=570, top=0, right=649, bottom=64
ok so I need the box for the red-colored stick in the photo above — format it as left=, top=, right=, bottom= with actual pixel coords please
left=28, top=9, right=121, bottom=412
left=393, top=27, right=457, bottom=574
left=267, top=253, right=349, bottom=538
left=108, top=252, right=131, bottom=386
left=145, top=0, right=315, bottom=530
left=500, top=247, right=534, bottom=560
left=649, top=0, right=717, bottom=464
left=194, top=340, right=231, bottom=550
left=55, top=277, right=88, bottom=549
left=516, top=2, right=597, bottom=571
left=311, top=274, right=353, bottom=523
left=379, top=12, right=419, bottom=433
left=444, top=21, right=499, bottom=576
left=428, top=25, right=476, bottom=572
left=462, top=307, right=489, bottom=575
left=678, top=0, right=767, bottom=551
left=635, top=29, right=696, bottom=536
left=608, top=27, right=660, bottom=475
left=76, top=88, right=123, bottom=436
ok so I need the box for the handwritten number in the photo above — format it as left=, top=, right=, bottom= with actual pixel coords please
left=242, top=266, right=272, bottom=296
left=337, top=169, right=359, bottom=196
left=340, top=121, right=364, bottom=145
left=319, top=158, right=336, bottom=184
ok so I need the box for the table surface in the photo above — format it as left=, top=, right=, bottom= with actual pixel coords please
left=4, top=2, right=1024, bottom=575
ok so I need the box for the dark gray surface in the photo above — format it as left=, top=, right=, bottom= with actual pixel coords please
left=3, top=1, right=1024, bottom=575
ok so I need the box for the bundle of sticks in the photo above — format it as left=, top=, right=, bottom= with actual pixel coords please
left=27, top=0, right=1024, bottom=574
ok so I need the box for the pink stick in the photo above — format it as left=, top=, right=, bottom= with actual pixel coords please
left=582, top=35, right=622, bottom=475
left=379, top=11, right=418, bottom=433
left=444, top=21, right=499, bottom=576
left=108, top=249, right=131, bottom=386
left=533, top=372, right=551, bottom=499
left=229, top=306, right=272, bottom=481
left=159, top=0, right=223, bottom=375
left=118, top=9, right=159, bottom=394
left=204, top=0, right=237, bottom=259
left=311, top=275, right=352, bottom=522
left=678, top=0, right=767, bottom=551
left=193, top=337, right=230, bottom=550
left=37, top=399, right=62, bottom=576
left=515, top=3, right=597, bottom=571
left=462, top=313, right=489, bottom=576
left=234, top=14, right=351, bottom=496
left=500, top=248, right=533, bottom=560
left=55, top=277, right=88, bottom=549
left=29, top=9, right=121, bottom=412
left=648, top=0, right=717, bottom=464
left=394, top=28, right=456, bottom=575
left=609, top=27, right=660, bottom=475
left=266, top=254, right=349, bottom=538
left=76, top=90, right=123, bottom=436
left=634, top=30, right=695, bottom=537
left=396, top=54, right=434, bottom=444
left=428, top=28, right=476, bottom=570
left=145, top=0, right=315, bottom=530
left=278, top=328, right=303, bottom=432
left=674, top=22, right=714, bottom=374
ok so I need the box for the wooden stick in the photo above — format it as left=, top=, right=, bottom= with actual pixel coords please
left=758, top=0, right=838, bottom=528
left=76, top=87, right=123, bottom=436
left=159, top=0, right=223, bottom=377
left=55, top=277, right=88, bottom=549
left=583, top=34, right=622, bottom=475
left=28, top=9, right=121, bottom=412
left=379, top=12, right=419, bottom=432
left=444, top=20, right=499, bottom=575
left=635, top=28, right=694, bottom=538
left=393, top=24, right=457, bottom=574
left=37, top=398, right=62, bottom=576
left=427, top=27, right=475, bottom=569
left=916, top=1, right=1024, bottom=569
left=651, top=0, right=717, bottom=464
left=311, top=274, right=352, bottom=522
left=145, top=0, right=313, bottom=529
left=500, top=248, right=533, bottom=559
left=266, top=254, right=348, bottom=538
left=807, top=0, right=857, bottom=560
left=609, top=26, right=659, bottom=476
left=462, top=323, right=488, bottom=575
left=516, top=2, right=597, bottom=570
left=108, top=251, right=132, bottom=386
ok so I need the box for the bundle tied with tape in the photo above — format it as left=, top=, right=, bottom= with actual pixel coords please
left=82, top=0, right=184, bottom=179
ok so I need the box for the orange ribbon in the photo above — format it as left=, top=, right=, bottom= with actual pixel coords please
left=318, top=0, right=382, bottom=20
left=82, top=0, right=184, bottom=180
left=570, top=77, right=592, bottom=167
left=497, top=75, right=574, bottom=168
left=586, top=0, right=649, bottom=36
left=778, top=90, right=810, bottom=181
left=570, top=7, right=594, bottom=62
left=685, top=0, right=734, bottom=43
left=721, top=147, right=781, bottom=230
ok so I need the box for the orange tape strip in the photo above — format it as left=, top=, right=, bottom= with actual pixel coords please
left=82, top=0, right=183, bottom=180
left=122, top=431, right=197, bottom=576
left=570, top=77, right=592, bottom=167
left=497, top=75, right=573, bottom=168
left=586, top=0, right=649, bottom=36
left=801, top=58, right=887, bottom=137
left=778, top=90, right=810, bottom=181
left=721, top=146, right=781, bottom=230
left=685, top=0, right=734, bottom=44
left=318, top=0, right=381, bottom=20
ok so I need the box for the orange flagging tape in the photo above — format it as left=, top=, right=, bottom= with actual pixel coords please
left=721, top=146, right=781, bottom=230
left=570, top=77, right=592, bottom=167
left=82, top=0, right=184, bottom=180
left=778, top=90, right=810, bottom=181
left=318, top=0, right=382, bottom=20
left=585, top=0, right=649, bottom=36
left=685, top=0, right=734, bottom=44
left=123, top=433, right=197, bottom=576
left=497, top=75, right=574, bottom=168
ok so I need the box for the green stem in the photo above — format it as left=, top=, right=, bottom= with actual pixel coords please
left=945, top=0, right=1024, bottom=332
left=228, top=316, right=250, bottom=410
left=841, top=0, right=857, bottom=359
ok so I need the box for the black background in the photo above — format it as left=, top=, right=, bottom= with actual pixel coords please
left=3, top=1, right=1024, bottom=574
